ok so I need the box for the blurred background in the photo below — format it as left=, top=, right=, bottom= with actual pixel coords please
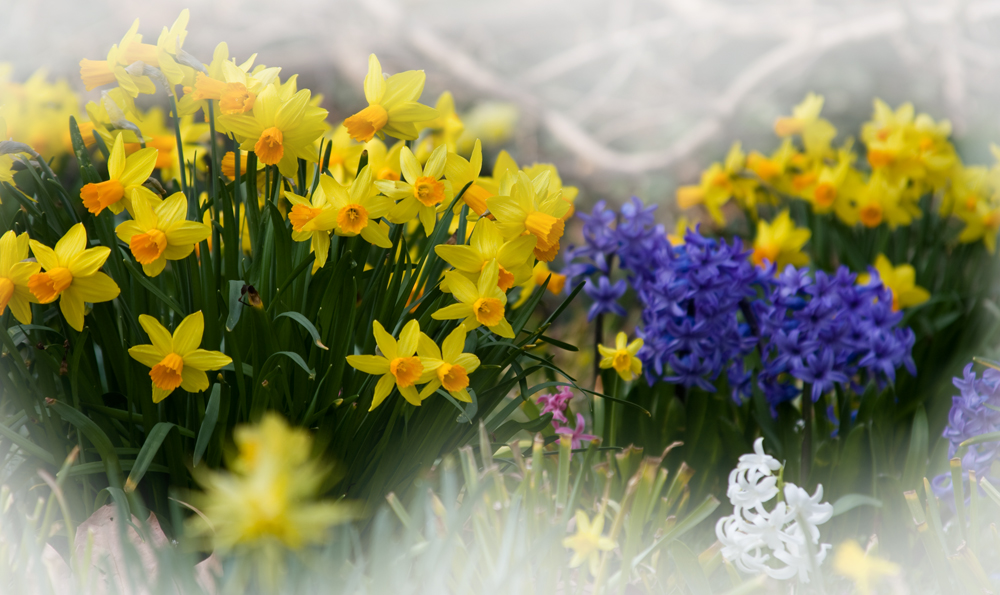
left=5, top=0, right=1000, bottom=218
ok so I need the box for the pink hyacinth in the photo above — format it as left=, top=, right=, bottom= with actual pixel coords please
left=555, top=413, right=598, bottom=449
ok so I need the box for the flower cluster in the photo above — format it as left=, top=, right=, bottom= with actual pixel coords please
left=754, top=264, right=917, bottom=409
left=677, top=92, right=1000, bottom=254
left=931, top=364, right=1000, bottom=498
left=536, top=386, right=598, bottom=448
left=570, top=198, right=917, bottom=408
left=716, top=438, right=833, bottom=583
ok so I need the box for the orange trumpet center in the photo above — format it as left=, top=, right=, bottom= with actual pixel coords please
left=150, top=353, right=184, bottom=391
left=130, top=228, right=168, bottom=265
left=437, top=363, right=469, bottom=392
left=255, top=127, right=284, bottom=166
left=859, top=203, right=884, bottom=228
left=344, top=104, right=389, bottom=143
left=0, top=277, right=14, bottom=314
left=337, top=204, right=369, bottom=235
left=80, top=179, right=125, bottom=215
left=219, top=83, right=256, bottom=115
left=289, top=204, right=322, bottom=232
left=414, top=176, right=446, bottom=207
left=473, top=297, right=504, bottom=327
left=28, top=267, right=73, bottom=304
left=389, top=356, right=423, bottom=388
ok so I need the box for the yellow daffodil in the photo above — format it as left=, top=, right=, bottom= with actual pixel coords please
left=286, top=179, right=335, bottom=273
left=562, top=510, right=615, bottom=576
left=0, top=231, right=41, bottom=324
left=346, top=320, right=434, bottom=410
left=444, top=138, right=494, bottom=215
left=189, top=413, right=356, bottom=555
left=297, top=166, right=394, bottom=248
left=862, top=99, right=957, bottom=191
left=379, top=145, right=453, bottom=235
left=436, top=218, right=536, bottom=292
left=512, top=261, right=567, bottom=308
left=364, top=137, right=404, bottom=182
left=433, top=259, right=515, bottom=338
left=79, top=19, right=158, bottom=96
left=598, top=332, right=643, bottom=382
left=774, top=93, right=837, bottom=159
left=343, top=54, right=438, bottom=142
left=859, top=255, right=930, bottom=311
left=79, top=133, right=157, bottom=215
left=416, top=325, right=481, bottom=403
left=221, top=150, right=264, bottom=180
left=482, top=150, right=578, bottom=218
left=115, top=192, right=211, bottom=276
left=833, top=540, right=899, bottom=595
left=841, top=171, right=914, bottom=229
left=190, top=57, right=281, bottom=116
left=676, top=143, right=756, bottom=225
left=128, top=311, right=232, bottom=403
left=751, top=210, right=810, bottom=270
left=218, top=85, right=328, bottom=177
left=957, top=200, right=1000, bottom=253
left=488, top=170, right=569, bottom=262
left=27, top=224, right=120, bottom=332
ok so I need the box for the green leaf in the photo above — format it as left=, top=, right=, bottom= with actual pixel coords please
left=122, top=258, right=186, bottom=316
left=669, top=541, right=713, bottom=595
left=48, top=400, right=124, bottom=489
left=0, top=418, right=56, bottom=465
left=226, top=280, right=244, bottom=331
left=261, top=350, right=315, bottom=380
left=831, top=494, right=882, bottom=517
left=193, top=384, right=222, bottom=467
left=124, top=423, right=175, bottom=493
left=277, top=311, right=329, bottom=350
left=902, top=405, right=928, bottom=489
left=493, top=413, right=553, bottom=445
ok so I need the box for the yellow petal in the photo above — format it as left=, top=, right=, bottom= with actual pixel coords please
left=68, top=247, right=111, bottom=277
left=120, top=147, right=158, bottom=187
left=129, top=344, right=165, bottom=368
left=108, top=134, right=126, bottom=180
left=363, top=54, right=386, bottom=105
left=347, top=355, right=391, bottom=375
left=59, top=288, right=86, bottom=331
left=435, top=245, right=483, bottom=273
left=441, top=325, right=467, bottom=361
left=29, top=241, right=60, bottom=272
left=372, top=320, right=397, bottom=360
left=179, top=367, right=209, bottom=393
left=71, top=272, right=119, bottom=303
left=172, top=310, right=205, bottom=355
left=139, top=314, right=174, bottom=353
left=371, top=374, right=395, bottom=410
left=400, top=146, right=421, bottom=184
left=397, top=320, right=421, bottom=357
left=55, top=224, right=87, bottom=266
left=184, top=349, right=232, bottom=371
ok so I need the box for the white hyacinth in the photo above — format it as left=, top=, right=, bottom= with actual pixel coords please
left=715, top=437, right=833, bottom=583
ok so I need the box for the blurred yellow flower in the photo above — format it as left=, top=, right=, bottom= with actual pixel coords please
left=128, top=311, right=231, bottom=403
left=676, top=143, right=756, bottom=225
left=0, top=231, right=41, bottom=325
left=115, top=192, right=211, bottom=277
left=563, top=510, right=615, bottom=576
left=774, top=93, right=837, bottom=159
left=859, top=254, right=930, bottom=311
left=28, top=224, right=120, bottom=332
left=344, top=54, right=438, bottom=142
left=833, top=540, right=899, bottom=595
left=751, top=210, right=810, bottom=270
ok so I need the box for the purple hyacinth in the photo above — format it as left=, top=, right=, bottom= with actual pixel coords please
left=584, top=276, right=627, bottom=321
left=932, top=364, right=1000, bottom=500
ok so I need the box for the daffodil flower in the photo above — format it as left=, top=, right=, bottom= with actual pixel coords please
left=417, top=325, right=481, bottom=403
left=27, top=224, right=120, bottom=332
left=435, top=218, right=535, bottom=292
left=346, top=320, right=434, bottom=410
left=487, top=170, right=569, bottom=262
left=79, top=134, right=157, bottom=216
left=218, top=85, right=327, bottom=177
left=379, top=145, right=454, bottom=235
left=115, top=192, right=211, bottom=276
left=858, top=255, right=930, bottom=311
left=444, top=139, right=493, bottom=215
left=314, top=166, right=394, bottom=248
left=363, top=138, right=404, bottom=182
left=128, top=311, right=232, bottom=403
left=433, top=259, right=514, bottom=338
left=0, top=231, right=41, bottom=325
left=343, top=54, right=438, bottom=142
left=773, top=92, right=837, bottom=158
left=562, top=510, right=615, bottom=576
left=79, top=19, right=158, bottom=96
left=751, top=210, right=810, bottom=270
left=190, top=57, right=280, bottom=116
left=598, top=332, right=644, bottom=382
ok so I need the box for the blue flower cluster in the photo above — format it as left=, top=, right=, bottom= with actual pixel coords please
left=568, top=198, right=917, bottom=410
left=931, top=364, right=1000, bottom=499
left=754, top=265, right=916, bottom=408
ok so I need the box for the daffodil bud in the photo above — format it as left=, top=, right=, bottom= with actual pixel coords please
left=0, top=140, right=38, bottom=158
left=174, top=49, right=207, bottom=73
left=101, top=91, right=143, bottom=140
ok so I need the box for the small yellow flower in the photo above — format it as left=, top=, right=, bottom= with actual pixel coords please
left=774, top=93, right=837, bottom=159
left=433, top=259, right=515, bottom=338
left=347, top=320, right=434, bottom=410
left=562, top=510, right=615, bottom=576
left=598, top=332, right=643, bottom=382
left=343, top=54, right=438, bottom=142
left=28, top=224, right=120, bottom=332
left=858, top=255, right=930, bottom=311
left=751, top=210, right=810, bottom=270
left=833, top=540, right=899, bottom=595
left=190, top=57, right=280, bottom=116
left=115, top=192, right=211, bottom=276
left=378, top=145, right=454, bottom=235
left=675, top=143, right=756, bottom=225
left=435, top=218, right=536, bottom=292
left=313, top=166, right=394, bottom=247
left=487, top=170, right=569, bottom=262
left=219, top=85, right=328, bottom=177
left=956, top=198, right=1000, bottom=254
left=286, top=178, right=338, bottom=273
left=189, top=413, right=356, bottom=555
left=128, top=311, right=232, bottom=403
left=0, top=231, right=41, bottom=325
left=444, top=138, right=493, bottom=215
left=79, top=134, right=158, bottom=215
left=417, top=325, right=481, bottom=403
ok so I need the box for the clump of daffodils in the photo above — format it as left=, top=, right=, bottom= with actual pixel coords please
left=716, top=438, right=833, bottom=583
left=188, top=414, right=356, bottom=557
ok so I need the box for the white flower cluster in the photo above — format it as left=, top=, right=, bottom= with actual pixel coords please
left=715, top=438, right=833, bottom=583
